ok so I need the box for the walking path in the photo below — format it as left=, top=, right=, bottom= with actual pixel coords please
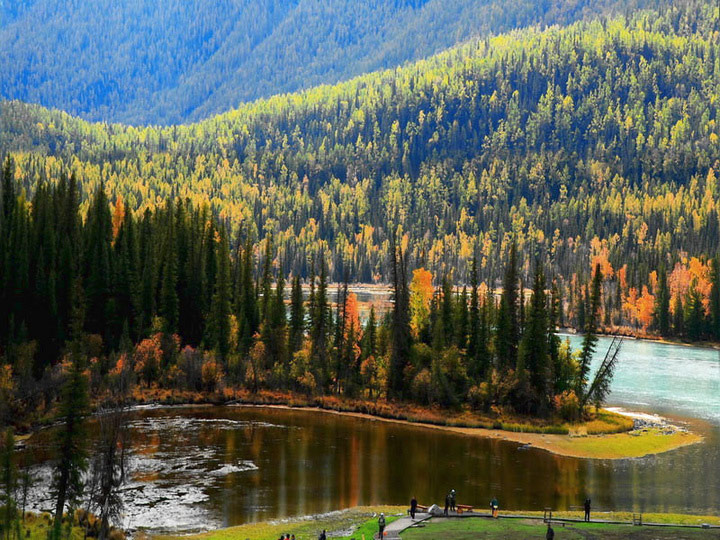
left=377, top=513, right=431, bottom=539
left=376, top=510, right=720, bottom=538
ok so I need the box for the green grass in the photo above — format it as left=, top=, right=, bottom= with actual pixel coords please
left=545, top=428, right=700, bottom=459
left=401, top=517, right=720, bottom=539
left=9, top=513, right=87, bottom=540
left=515, top=511, right=720, bottom=526
left=157, top=506, right=404, bottom=540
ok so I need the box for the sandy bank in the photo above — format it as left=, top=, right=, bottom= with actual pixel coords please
left=231, top=403, right=703, bottom=460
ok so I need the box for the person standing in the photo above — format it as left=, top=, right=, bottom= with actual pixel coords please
left=449, top=489, right=456, bottom=512
left=319, top=530, right=327, bottom=540
left=444, top=492, right=450, bottom=516
left=378, top=513, right=386, bottom=538
left=546, top=523, right=555, bottom=539
left=410, top=496, right=418, bottom=519
left=490, top=496, right=499, bottom=518
left=584, top=498, right=591, bottom=522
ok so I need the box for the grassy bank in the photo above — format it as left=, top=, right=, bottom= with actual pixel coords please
left=128, top=387, right=636, bottom=435
left=155, top=506, right=404, bottom=540
left=124, top=388, right=702, bottom=459
left=11, top=513, right=87, bottom=540
left=402, top=516, right=720, bottom=539
left=154, top=508, right=720, bottom=540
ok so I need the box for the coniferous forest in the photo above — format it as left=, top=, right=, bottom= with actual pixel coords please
left=3, top=1, right=720, bottom=537
left=2, top=0, right=720, bottom=425
left=0, top=0, right=661, bottom=124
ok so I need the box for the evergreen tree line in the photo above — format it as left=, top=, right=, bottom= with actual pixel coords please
left=1, top=163, right=617, bottom=425
left=1, top=2, right=719, bottom=319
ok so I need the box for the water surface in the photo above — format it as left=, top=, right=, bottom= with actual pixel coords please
left=22, top=337, right=720, bottom=534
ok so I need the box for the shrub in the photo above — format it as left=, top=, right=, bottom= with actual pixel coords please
left=411, top=368, right=432, bottom=405
left=201, top=354, right=224, bottom=392
left=554, top=390, right=580, bottom=422
left=467, top=382, right=491, bottom=411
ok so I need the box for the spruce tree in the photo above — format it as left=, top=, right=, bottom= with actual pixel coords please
left=288, top=275, right=305, bottom=359
left=710, top=257, right=720, bottom=340
left=455, top=286, right=468, bottom=350
left=361, top=306, right=377, bottom=360
left=685, top=285, right=705, bottom=341
left=672, top=293, right=685, bottom=337
left=389, top=239, right=412, bottom=399
left=495, top=242, right=519, bottom=369
left=576, top=265, right=602, bottom=405
left=263, top=268, right=287, bottom=378
left=310, top=256, right=330, bottom=390
left=1, top=428, right=17, bottom=540
left=84, top=186, right=113, bottom=339
left=654, top=265, right=671, bottom=336
left=467, top=257, right=480, bottom=371
left=52, top=287, right=89, bottom=538
left=159, top=220, right=179, bottom=333
left=207, top=227, right=232, bottom=363
left=518, top=264, right=550, bottom=413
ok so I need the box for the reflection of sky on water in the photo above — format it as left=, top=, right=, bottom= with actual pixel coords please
left=564, top=335, right=720, bottom=424
left=21, top=403, right=720, bottom=535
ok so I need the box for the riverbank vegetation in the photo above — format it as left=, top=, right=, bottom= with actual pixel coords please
left=402, top=517, right=720, bottom=539
left=0, top=162, right=623, bottom=429
left=156, top=507, right=403, bottom=540
left=155, top=508, right=720, bottom=540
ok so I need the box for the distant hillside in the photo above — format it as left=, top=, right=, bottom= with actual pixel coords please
left=0, top=0, right=662, bottom=124
left=1, top=0, right=717, bottom=292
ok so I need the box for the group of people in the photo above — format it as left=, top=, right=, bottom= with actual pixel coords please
left=333, top=494, right=591, bottom=539
left=443, top=489, right=457, bottom=515
left=277, top=534, right=296, bottom=540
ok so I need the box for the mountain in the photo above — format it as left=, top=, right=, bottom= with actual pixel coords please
left=1, top=0, right=718, bottom=297
left=0, top=0, right=662, bottom=125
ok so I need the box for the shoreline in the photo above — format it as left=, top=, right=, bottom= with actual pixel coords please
left=16, top=389, right=704, bottom=460
left=226, top=402, right=702, bottom=460
left=154, top=505, right=720, bottom=540
left=557, top=329, right=720, bottom=350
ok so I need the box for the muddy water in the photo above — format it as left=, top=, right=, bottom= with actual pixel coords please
left=21, top=403, right=720, bottom=534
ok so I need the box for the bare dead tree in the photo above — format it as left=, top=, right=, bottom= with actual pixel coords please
left=86, top=405, right=130, bottom=540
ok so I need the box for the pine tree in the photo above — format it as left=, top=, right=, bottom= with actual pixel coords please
left=207, top=227, right=232, bottom=363
left=238, top=236, right=258, bottom=354
left=709, top=257, right=720, bottom=340
left=685, top=284, right=705, bottom=341
left=467, top=257, right=480, bottom=371
left=310, top=256, right=330, bottom=390
left=288, top=275, right=305, bottom=359
left=576, top=265, right=602, bottom=407
left=518, top=264, right=550, bottom=413
left=455, top=286, right=468, bottom=350
left=495, top=242, right=519, bottom=369
left=159, top=218, right=179, bottom=333
left=263, top=268, right=287, bottom=378
left=361, top=306, right=377, bottom=360
left=672, top=293, right=685, bottom=337
left=654, top=265, right=671, bottom=336
left=440, top=275, right=454, bottom=348
left=1, top=428, right=17, bottom=540
left=389, top=239, right=412, bottom=399
left=84, top=186, right=113, bottom=339
left=52, top=291, right=89, bottom=538
left=260, top=235, right=274, bottom=325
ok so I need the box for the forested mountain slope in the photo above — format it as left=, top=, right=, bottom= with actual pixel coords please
left=1, top=1, right=719, bottom=335
left=0, top=0, right=662, bottom=124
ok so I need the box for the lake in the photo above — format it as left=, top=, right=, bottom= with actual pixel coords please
left=21, top=337, right=720, bottom=534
